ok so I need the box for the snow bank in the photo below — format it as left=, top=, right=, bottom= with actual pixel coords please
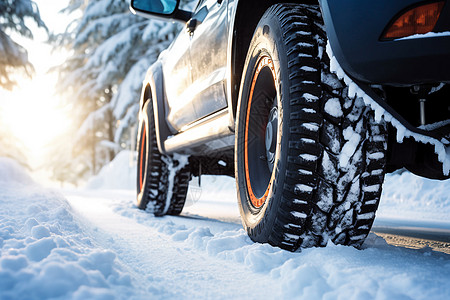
left=378, top=171, right=450, bottom=222
left=0, top=157, right=34, bottom=186
left=85, top=150, right=136, bottom=190
left=0, top=159, right=136, bottom=299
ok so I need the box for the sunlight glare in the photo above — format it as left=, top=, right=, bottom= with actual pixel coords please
left=0, top=73, right=71, bottom=163
left=0, top=0, right=72, bottom=167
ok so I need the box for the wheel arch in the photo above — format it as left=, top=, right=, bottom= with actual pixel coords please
left=140, top=61, right=172, bottom=154
left=227, top=0, right=319, bottom=120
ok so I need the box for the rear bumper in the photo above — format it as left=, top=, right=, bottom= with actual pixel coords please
left=320, top=0, right=450, bottom=85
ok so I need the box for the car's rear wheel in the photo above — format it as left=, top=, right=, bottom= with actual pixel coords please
left=235, top=4, right=387, bottom=251
left=137, top=100, right=190, bottom=216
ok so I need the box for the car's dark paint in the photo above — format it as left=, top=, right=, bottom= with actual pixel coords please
left=320, top=0, right=450, bottom=85
left=435, top=1, right=450, bottom=30
left=134, top=0, right=449, bottom=178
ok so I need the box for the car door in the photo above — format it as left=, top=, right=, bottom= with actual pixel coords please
left=187, top=0, right=229, bottom=123
left=162, top=26, right=196, bottom=132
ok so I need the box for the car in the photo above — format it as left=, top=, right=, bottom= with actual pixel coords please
left=130, top=0, right=450, bottom=251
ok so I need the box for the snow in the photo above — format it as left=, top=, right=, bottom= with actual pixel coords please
left=340, top=125, right=362, bottom=169
left=377, top=171, right=450, bottom=222
left=324, top=97, right=343, bottom=118
left=161, top=153, right=189, bottom=214
left=300, top=66, right=317, bottom=72
left=302, top=108, right=316, bottom=113
left=301, top=137, right=315, bottom=144
left=298, top=169, right=313, bottom=175
left=301, top=122, right=319, bottom=131
left=295, top=184, right=314, bottom=193
left=302, top=93, right=319, bottom=102
left=0, top=158, right=136, bottom=299
left=299, top=153, right=318, bottom=161
left=396, top=31, right=450, bottom=41
left=419, top=119, right=450, bottom=132
left=0, top=157, right=34, bottom=185
left=85, top=151, right=136, bottom=190
left=1, top=155, right=450, bottom=299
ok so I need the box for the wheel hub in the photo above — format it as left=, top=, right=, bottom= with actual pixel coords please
left=265, top=106, right=278, bottom=171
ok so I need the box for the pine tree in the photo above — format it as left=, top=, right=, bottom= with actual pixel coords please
left=0, top=0, right=46, bottom=90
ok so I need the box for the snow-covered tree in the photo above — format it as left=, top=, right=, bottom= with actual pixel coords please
left=0, top=0, right=46, bottom=90
left=53, top=0, right=194, bottom=181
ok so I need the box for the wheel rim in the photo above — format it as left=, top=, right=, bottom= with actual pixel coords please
left=138, top=124, right=147, bottom=192
left=244, top=56, right=278, bottom=209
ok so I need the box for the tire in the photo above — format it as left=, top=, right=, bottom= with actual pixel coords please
left=235, top=4, right=387, bottom=251
left=136, top=100, right=190, bottom=216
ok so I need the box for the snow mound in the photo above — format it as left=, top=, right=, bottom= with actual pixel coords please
left=0, top=157, right=34, bottom=185
left=0, top=184, right=135, bottom=299
left=85, top=150, right=136, bottom=190
left=378, top=171, right=450, bottom=221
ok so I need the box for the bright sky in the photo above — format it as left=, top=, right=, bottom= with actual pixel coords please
left=0, top=0, right=71, bottom=167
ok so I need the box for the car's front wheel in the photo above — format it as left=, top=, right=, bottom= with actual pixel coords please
left=235, top=4, right=387, bottom=251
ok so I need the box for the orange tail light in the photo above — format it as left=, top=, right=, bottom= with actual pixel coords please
left=382, top=1, right=445, bottom=40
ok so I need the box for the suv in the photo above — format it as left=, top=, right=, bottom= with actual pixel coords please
left=130, top=0, right=450, bottom=251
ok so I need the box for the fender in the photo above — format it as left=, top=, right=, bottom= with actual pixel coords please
left=225, top=0, right=318, bottom=126
left=141, top=61, right=173, bottom=154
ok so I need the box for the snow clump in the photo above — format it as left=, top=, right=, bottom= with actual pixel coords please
left=324, top=97, right=343, bottom=118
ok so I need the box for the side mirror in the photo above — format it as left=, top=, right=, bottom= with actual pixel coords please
left=130, top=0, right=192, bottom=23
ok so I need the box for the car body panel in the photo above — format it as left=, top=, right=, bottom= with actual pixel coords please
left=162, top=0, right=229, bottom=132
left=189, top=0, right=229, bottom=123
left=161, top=30, right=195, bottom=131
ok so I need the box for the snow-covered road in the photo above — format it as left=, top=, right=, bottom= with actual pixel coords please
left=51, top=188, right=450, bottom=299
left=2, top=156, right=450, bottom=299
left=66, top=190, right=272, bottom=299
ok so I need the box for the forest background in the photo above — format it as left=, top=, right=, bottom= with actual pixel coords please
left=0, top=0, right=194, bottom=185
